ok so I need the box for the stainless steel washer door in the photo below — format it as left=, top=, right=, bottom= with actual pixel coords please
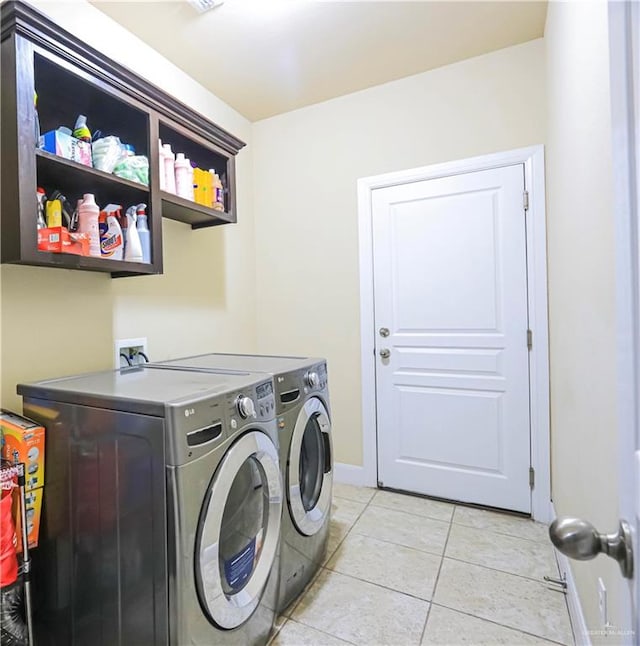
left=288, top=397, right=333, bottom=537
left=195, top=430, right=282, bottom=630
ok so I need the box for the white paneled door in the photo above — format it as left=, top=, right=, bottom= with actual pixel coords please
left=372, top=164, right=531, bottom=513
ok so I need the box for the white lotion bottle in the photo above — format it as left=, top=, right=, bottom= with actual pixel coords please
left=162, top=143, right=176, bottom=194
left=174, top=153, right=193, bottom=200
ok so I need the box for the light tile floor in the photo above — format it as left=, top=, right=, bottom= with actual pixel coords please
left=270, top=484, right=573, bottom=646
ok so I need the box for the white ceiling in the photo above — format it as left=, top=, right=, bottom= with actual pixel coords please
left=92, top=0, right=547, bottom=122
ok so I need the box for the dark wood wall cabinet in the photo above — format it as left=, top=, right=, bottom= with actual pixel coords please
left=1, top=1, right=245, bottom=277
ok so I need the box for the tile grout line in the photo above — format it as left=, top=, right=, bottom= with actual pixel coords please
left=287, top=490, right=376, bottom=621
left=451, top=520, right=552, bottom=545
left=345, top=527, right=449, bottom=560
left=266, top=615, right=288, bottom=646
left=280, top=616, right=359, bottom=646
left=429, top=601, right=570, bottom=646
left=282, top=490, right=378, bottom=644
left=418, top=504, right=456, bottom=645
left=441, top=554, right=561, bottom=586
left=320, top=565, right=435, bottom=605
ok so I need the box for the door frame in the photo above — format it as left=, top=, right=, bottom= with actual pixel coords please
left=357, top=145, right=551, bottom=522
left=608, top=0, right=639, bottom=638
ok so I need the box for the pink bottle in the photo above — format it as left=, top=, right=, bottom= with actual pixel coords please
left=77, top=193, right=101, bottom=257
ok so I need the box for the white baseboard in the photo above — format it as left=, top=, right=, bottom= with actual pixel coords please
left=333, top=462, right=367, bottom=486
left=550, top=502, right=591, bottom=646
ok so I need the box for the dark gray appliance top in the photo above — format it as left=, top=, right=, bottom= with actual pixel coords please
left=17, top=365, right=263, bottom=417
left=155, top=352, right=324, bottom=376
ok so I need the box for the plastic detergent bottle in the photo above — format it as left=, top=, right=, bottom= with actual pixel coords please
left=45, top=199, right=62, bottom=228
left=210, top=170, right=224, bottom=211
left=158, top=139, right=166, bottom=191
left=78, top=194, right=101, bottom=257
left=162, top=144, right=176, bottom=194
left=36, top=187, right=46, bottom=229
left=124, top=205, right=143, bottom=263
left=174, top=153, right=193, bottom=200
left=136, top=203, right=151, bottom=263
left=72, top=114, right=92, bottom=142
left=99, top=204, right=124, bottom=260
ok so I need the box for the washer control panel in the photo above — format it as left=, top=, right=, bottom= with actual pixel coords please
left=227, top=378, right=276, bottom=427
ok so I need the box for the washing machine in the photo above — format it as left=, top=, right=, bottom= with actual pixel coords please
left=154, top=354, right=333, bottom=611
left=18, top=365, right=282, bottom=645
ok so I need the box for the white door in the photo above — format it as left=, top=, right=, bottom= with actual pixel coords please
left=373, top=164, right=531, bottom=512
left=609, top=1, right=638, bottom=638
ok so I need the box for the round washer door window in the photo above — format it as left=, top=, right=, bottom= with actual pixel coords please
left=195, top=430, right=282, bottom=630
left=288, top=397, right=332, bottom=536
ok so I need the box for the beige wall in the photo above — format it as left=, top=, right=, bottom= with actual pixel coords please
left=545, top=1, right=625, bottom=640
left=252, top=39, right=547, bottom=467
left=0, top=1, right=256, bottom=412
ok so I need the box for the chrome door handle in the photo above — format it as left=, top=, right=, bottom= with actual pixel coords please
left=549, top=517, right=634, bottom=579
left=379, top=327, right=390, bottom=338
left=379, top=349, right=390, bottom=359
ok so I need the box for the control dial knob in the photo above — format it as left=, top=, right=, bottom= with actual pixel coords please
left=305, top=371, right=320, bottom=389
left=236, top=395, right=256, bottom=419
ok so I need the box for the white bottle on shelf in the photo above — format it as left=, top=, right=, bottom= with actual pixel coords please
left=175, top=153, right=193, bottom=200
left=158, top=138, right=166, bottom=191
left=124, top=205, right=143, bottom=263
left=77, top=193, right=101, bottom=257
left=162, top=143, right=176, bottom=194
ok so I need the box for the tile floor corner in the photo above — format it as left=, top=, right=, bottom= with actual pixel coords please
left=270, top=486, right=574, bottom=646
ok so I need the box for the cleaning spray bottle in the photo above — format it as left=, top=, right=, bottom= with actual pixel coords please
left=99, top=204, right=124, bottom=260
left=124, top=205, right=143, bottom=263
left=135, top=203, right=151, bottom=263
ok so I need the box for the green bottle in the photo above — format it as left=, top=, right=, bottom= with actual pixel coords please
left=73, top=114, right=92, bottom=142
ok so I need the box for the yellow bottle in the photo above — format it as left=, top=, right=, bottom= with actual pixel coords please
left=45, top=199, right=62, bottom=227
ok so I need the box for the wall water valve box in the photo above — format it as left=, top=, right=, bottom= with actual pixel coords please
left=39, top=128, right=93, bottom=167
left=0, top=410, right=45, bottom=491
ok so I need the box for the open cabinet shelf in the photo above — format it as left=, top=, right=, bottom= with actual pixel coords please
left=1, top=0, right=245, bottom=277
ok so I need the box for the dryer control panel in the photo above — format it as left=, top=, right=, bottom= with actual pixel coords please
left=274, top=362, right=329, bottom=415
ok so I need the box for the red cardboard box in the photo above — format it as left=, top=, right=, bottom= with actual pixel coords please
left=38, top=227, right=90, bottom=256
left=1, top=411, right=45, bottom=490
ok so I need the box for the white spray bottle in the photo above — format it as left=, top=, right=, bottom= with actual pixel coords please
left=124, top=204, right=143, bottom=263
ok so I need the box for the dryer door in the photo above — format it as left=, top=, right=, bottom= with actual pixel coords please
left=288, top=397, right=333, bottom=536
left=195, top=430, right=282, bottom=630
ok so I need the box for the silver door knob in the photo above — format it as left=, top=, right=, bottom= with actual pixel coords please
left=549, top=517, right=634, bottom=579
left=379, top=327, right=390, bottom=337
left=379, top=349, right=390, bottom=359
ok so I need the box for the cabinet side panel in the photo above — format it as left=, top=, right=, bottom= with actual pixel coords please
left=24, top=397, right=169, bottom=646
left=1, top=34, right=21, bottom=263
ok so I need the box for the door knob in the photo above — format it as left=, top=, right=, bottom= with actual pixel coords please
left=379, top=349, right=390, bottom=359
left=549, top=517, right=634, bottom=579
left=379, top=327, right=390, bottom=338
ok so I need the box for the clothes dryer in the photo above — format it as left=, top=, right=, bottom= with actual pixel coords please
left=155, top=354, right=333, bottom=611
left=18, top=365, right=282, bottom=645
